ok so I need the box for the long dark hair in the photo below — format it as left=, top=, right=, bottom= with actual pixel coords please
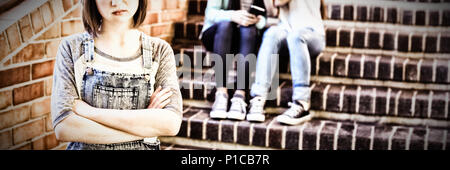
left=82, top=0, right=148, bottom=37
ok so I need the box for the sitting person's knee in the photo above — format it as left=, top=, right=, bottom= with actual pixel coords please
left=217, top=21, right=234, bottom=31
left=240, top=27, right=257, bottom=41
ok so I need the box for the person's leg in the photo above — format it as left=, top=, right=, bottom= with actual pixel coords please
left=277, top=27, right=325, bottom=125
left=203, top=21, right=236, bottom=119
left=228, top=26, right=258, bottom=120
left=247, top=26, right=288, bottom=122
left=286, top=28, right=325, bottom=106
left=250, top=26, right=287, bottom=98
left=213, top=21, right=235, bottom=92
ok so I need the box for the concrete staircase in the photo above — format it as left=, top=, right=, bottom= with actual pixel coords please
left=159, top=0, right=450, bottom=150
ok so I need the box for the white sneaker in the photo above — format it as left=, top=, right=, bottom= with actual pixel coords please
left=276, top=102, right=312, bottom=125
left=227, top=97, right=247, bottom=120
left=210, top=91, right=228, bottom=119
left=246, top=96, right=266, bottom=122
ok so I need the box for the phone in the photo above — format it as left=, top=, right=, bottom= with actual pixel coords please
left=248, top=5, right=265, bottom=16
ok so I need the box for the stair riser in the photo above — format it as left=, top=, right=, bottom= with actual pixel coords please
left=177, top=78, right=449, bottom=120
left=327, top=3, right=450, bottom=27
left=177, top=108, right=449, bottom=150
left=174, top=50, right=450, bottom=84
left=186, top=0, right=450, bottom=27
left=174, top=21, right=450, bottom=54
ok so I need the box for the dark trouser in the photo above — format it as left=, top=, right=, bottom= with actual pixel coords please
left=201, top=21, right=259, bottom=93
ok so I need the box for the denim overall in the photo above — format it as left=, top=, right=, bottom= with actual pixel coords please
left=66, top=32, right=160, bottom=150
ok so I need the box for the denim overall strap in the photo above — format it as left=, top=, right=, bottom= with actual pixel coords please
left=141, top=32, right=153, bottom=70
left=82, top=32, right=94, bottom=63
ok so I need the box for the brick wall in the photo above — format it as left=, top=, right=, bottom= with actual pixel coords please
left=0, top=0, right=188, bottom=150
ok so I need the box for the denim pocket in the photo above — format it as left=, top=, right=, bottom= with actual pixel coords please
left=92, top=85, right=139, bottom=109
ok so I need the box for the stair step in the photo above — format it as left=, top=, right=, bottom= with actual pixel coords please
left=160, top=142, right=214, bottom=150
left=178, top=77, right=449, bottom=121
left=325, top=0, right=450, bottom=27
left=173, top=19, right=450, bottom=56
left=172, top=106, right=449, bottom=150
left=173, top=45, right=450, bottom=84
left=183, top=0, right=450, bottom=30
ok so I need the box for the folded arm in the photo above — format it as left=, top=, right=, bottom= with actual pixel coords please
left=73, top=100, right=181, bottom=137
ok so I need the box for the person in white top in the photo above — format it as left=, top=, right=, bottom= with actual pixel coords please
left=247, top=0, right=327, bottom=125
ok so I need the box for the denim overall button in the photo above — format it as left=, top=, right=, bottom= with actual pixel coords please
left=86, top=67, right=93, bottom=75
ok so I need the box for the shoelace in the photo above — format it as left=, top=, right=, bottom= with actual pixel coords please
left=249, top=97, right=265, bottom=114
left=285, top=102, right=304, bottom=117
left=230, top=98, right=248, bottom=114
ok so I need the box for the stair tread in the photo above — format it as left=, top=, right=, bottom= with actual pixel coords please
left=175, top=106, right=449, bottom=150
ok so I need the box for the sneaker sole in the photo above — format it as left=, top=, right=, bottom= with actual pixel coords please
left=246, top=114, right=265, bottom=122
left=276, top=114, right=313, bottom=125
left=210, top=110, right=227, bottom=119
left=227, top=111, right=246, bottom=120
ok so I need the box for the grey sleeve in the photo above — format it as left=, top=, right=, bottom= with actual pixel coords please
left=154, top=41, right=183, bottom=117
left=50, top=39, right=79, bottom=128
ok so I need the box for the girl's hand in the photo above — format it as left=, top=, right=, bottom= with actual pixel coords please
left=231, top=10, right=259, bottom=27
left=148, top=86, right=173, bottom=109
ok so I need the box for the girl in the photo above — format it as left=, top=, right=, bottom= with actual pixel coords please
left=201, top=0, right=277, bottom=121
left=248, top=0, right=327, bottom=124
left=51, top=0, right=182, bottom=150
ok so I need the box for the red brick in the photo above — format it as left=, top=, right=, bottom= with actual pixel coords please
left=149, top=0, right=164, bottom=11
left=13, top=43, right=45, bottom=64
left=61, top=20, right=84, bottom=37
left=6, top=23, right=22, bottom=51
left=161, top=10, right=185, bottom=22
left=64, top=6, right=81, bottom=19
left=40, top=22, right=61, bottom=40
left=144, top=12, right=159, bottom=25
left=3, top=59, right=11, bottom=66
left=15, top=143, right=32, bottom=150
left=19, top=15, right=34, bottom=43
left=0, top=105, right=30, bottom=129
left=45, top=78, right=53, bottom=96
left=44, top=114, right=53, bottom=132
left=45, top=133, right=59, bottom=149
left=45, top=40, right=61, bottom=58
left=32, top=136, right=45, bottom=150
left=178, top=0, right=188, bottom=9
left=0, top=32, right=10, bottom=61
left=50, top=0, right=65, bottom=18
left=62, top=0, right=73, bottom=12
left=0, top=90, right=12, bottom=110
left=40, top=2, right=54, bottom=26
left=165, top=0, right=179, bottom=10
left=0, top=66, right=30, bottom=88
left=31, top=9, right=45, bottom=33
left=32, top=60, right=55, bottom=80
left=13, top=82, right=44, bottom=105
left=159, top=35, right=173, bottom=44
left=0, top=130, right=12, bottom=149
left=151, top=24, right=171, bottom=37
left=13, top=119, right=45, bottom=144
left=31, top=97, right=51, bottom=118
